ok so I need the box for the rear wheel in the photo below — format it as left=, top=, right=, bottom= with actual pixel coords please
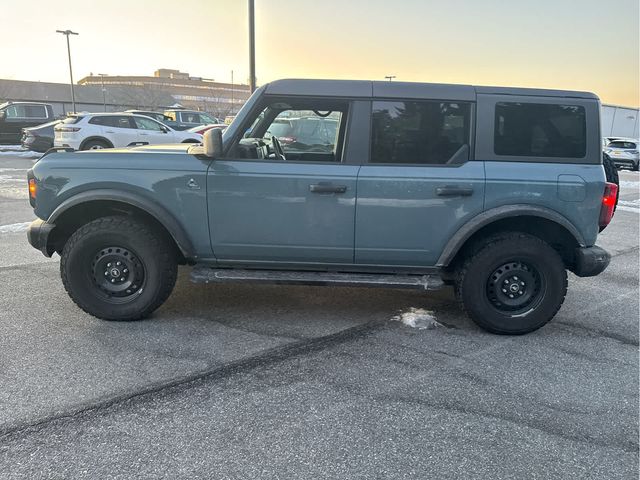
left=82, top=139, right=110, bottom=150
left=60, top=216, right=177, bottom=321
left=456, top=233, right=567, bottom=334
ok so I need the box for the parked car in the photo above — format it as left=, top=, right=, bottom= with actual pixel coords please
left=163, top=109, right=219, bottom=128
left=604, top=138, right=639, bottom=171
left=54, top=113, right=202, bottom=150
left=27, top=79, right=615, bottom=335
left=125, top=110, right=191, bottom=131
left=0, top=102, right=55, bottom=144
left=187, top=124, right=227, bottom=135
left=21, top=119, right=62, bottom=152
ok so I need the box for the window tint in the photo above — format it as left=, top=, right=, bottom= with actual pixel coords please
left=371, top=101, right=471, bottom=164
left=494, top=102, right=586, bottom=158
left=134, top=116, right=163, bottom=131
left=89, top=116, right=134, bottom=128
left=25, top=105, right=47, bottom=118
left=181, top=112, right=201, bottom=123
left=608, top=141, right=637, bottom=149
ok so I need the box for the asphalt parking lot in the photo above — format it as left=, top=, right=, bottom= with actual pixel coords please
left=0, top=150, right=638, bottom=479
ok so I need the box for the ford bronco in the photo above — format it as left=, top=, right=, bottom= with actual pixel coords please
left=26, top=79, right=617, bottom=334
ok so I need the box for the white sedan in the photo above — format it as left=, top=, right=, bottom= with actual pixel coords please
left=54, top=113, right=202, bottom=150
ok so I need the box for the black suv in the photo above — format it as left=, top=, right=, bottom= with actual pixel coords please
left=0, top=102, right=55, bottom=144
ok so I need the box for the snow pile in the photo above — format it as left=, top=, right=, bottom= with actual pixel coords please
left=0, top=150, right=42, bottom=158
left=391, top=307, right=444, bottom=330
left=0, top=222, right=31, bottom=234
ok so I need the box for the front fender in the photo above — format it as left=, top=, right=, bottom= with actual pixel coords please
left=48, top=189, right=196, bottom=258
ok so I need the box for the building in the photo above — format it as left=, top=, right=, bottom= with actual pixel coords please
left=0, top=78, right=177, bottom=116
left=78, top=69, right=251, bottom=117
left=601, top=104, right=639, bottom=139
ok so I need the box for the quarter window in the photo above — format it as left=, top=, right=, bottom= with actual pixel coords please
left=494, top=102, right=586, bottom=158
left=371, top=101, right=471, bottom=164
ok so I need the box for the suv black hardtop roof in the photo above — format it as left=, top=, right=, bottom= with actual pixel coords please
left=263, top=79, right=599, bottom=101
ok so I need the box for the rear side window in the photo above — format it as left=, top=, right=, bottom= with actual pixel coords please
left=494, top=102, right=586, bottom=158
left=89, top=116, right=134, bottom=128
left=371, top=101, right=471, bottom=165
left=25, top=105, right=47, bottom=118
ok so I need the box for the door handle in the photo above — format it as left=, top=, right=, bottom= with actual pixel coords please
left=435, top=185, right=474, bottom=197
left=309, top=183, right=347, bottom=194
left=139, top=132, right=149, bottom=136
left=105, top=130, right=115, bottom=133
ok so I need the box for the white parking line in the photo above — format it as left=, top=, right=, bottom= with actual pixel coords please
left=0, top=222, right=31, bottom=234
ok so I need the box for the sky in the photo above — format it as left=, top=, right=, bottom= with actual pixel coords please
left=1, top=0, right=638, bottom=106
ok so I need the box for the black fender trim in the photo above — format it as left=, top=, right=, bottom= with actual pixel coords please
left=436, top=204, right=586, bottom=267
left=48, top=189, right=195, bottom=258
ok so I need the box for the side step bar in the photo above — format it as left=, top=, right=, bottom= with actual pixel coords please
left=190, top=266, right=444, bottom=291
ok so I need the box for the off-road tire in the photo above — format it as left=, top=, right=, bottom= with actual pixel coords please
left=456, top=232, right=567, bottom=335
left=60, top=216, right=177, bottom=321
left=603, top=153, right=620, bottom=211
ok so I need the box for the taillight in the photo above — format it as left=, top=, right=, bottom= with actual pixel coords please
left=28, top=177, right=37, bottom=207
left=599, top=182, right=618, bottom=229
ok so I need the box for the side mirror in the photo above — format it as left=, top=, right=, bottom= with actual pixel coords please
left=203, top=127, right=223, bottom=158
left=0, top=110, right=5, bottom=121
left=161, top=126, right=169, bottom=133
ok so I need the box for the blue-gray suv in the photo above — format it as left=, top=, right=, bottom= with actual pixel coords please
left=26, top=79, right=618, bottom=334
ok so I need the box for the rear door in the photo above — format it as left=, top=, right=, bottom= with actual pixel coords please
left=102, top=116, right=139, bottom=147
left=355, top=94, right=485, bottom=267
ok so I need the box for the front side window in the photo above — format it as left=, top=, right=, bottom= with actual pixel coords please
left=371, top=101, right=471, bottom=164
left=5, top=105, right=26, bottom=118
left=494, top=102, right=586, bottom=158
left=228, top=99, right=348, bottom=163
left=134, top=117, right=163, bottom=131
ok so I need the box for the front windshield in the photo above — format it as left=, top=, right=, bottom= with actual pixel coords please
left=200, top=113, right=217, bottom=124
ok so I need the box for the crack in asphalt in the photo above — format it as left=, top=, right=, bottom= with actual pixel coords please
left=0, top=320, right=385, bottom=441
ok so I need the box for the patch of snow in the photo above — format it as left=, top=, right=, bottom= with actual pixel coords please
left=0, top=222, right=31, bottom=234
left=0, top=150, right=42, bottom=158
left=391, top=307, right=444, bottom=330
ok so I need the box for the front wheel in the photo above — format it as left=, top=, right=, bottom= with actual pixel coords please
left=60, top=216, right=177, bottom=321
left=456, top=233, right=567, bottom=334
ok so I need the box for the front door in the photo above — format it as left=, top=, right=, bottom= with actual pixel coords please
left=133, top=116, right=174, bottom=145
left=208, top=97, right=358, bottom=265
left=355, top=99, right=485, bottom=267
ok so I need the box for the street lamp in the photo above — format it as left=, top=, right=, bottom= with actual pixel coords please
left=231, top=70, right=234, bottom=115
left=385, top=75, right=396, bottom=82
left=98, top=73, right=108, bottom=111
left=248, top=0, right=256, bottom=93
left=56, top=29, right=79, bottom=113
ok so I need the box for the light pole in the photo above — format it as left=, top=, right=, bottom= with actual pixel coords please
left=56, top=29, right=79, bottom=113
left=98, top=73, right=108, bottom=111
left=230, top=70, right=234, bottom=115
left=248, top=0, right=256, bottom=93
left=385, top=75, right=396, bottom=82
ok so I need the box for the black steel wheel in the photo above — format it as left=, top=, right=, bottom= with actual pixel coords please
left=91, top=246, right=146, bottom=304
left=456, top=232, right=567, bottom=335
left=486, top=261, right=544, bottom=315
left=61, top=216, right=177, bottom=321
